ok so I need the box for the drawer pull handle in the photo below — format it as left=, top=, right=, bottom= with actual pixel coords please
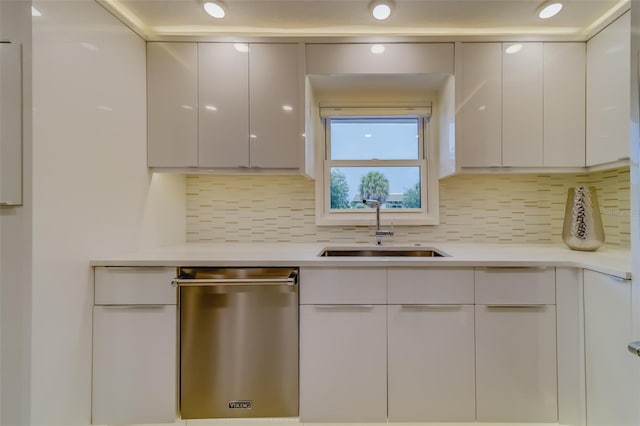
left=101, top=266, right=174, bottom=272
left=628, top=342, right=640, bottom=357
left=479, top=267, right=550, bottom=272
left=313, top=305, right=376, bottom=310
left=487, top=304, right=547, bottom=309
left=99, top=304, right=167, bottom=309
left=400, top=305, right=463, bottom=310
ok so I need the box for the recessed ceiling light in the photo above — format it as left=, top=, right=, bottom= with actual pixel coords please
left=203, top=1, right=225, bottom=18
left=31, top=6, right=42, bottom=17
left=371, top=2, right=392, bottom=20
left=538, top=1, right=563, bottom=19
left=505, top=44, right=523, bottom=54
left=205, top=105, right=218, bottom=111
left=282, top=105, right=294, bottom=112
left=370, top=44, right=385, bottom=54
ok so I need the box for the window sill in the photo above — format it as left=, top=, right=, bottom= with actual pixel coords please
left=316, top=211, right=439, bottom=226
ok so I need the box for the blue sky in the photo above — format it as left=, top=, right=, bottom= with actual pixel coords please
left=330, top=119, right=421, bottom=201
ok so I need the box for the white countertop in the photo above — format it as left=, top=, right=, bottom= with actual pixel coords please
left=90, top=242, right=632, bottom=279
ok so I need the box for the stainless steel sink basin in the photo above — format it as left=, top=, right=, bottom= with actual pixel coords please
left=319, top=247, right=448, bottom=257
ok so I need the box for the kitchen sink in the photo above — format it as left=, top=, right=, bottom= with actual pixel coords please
left=318, top=247, right=448, bottom=257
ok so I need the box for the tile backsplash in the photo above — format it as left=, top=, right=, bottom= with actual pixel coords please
left=186, top=167, right=630, bottom=247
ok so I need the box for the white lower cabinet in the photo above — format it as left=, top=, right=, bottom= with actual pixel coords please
left=299, top=304, right=387, bottom=422
left=387, top=304, right=475, bottom=421
left=475, top=304, right=558, bottom=422
left=92, top=267, right=177, bottom=425
left=299, top=267, right=387, bottom=422
left=387, top=267, right=475, bottom=422
left=92, top=305, right=177, bottom=425
left=300, top=267, right=476, bottom=423
left=583, top=269, right=635, bottom=426
left=474, top=267, right=558, bottom=423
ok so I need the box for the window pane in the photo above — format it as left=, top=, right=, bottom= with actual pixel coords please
left=330, top=118, right=419, bottom=160
left=330, top=167, right=421, bottom=210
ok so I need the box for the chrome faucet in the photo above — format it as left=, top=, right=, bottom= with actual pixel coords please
left=362, top=199, right=394, bottom=245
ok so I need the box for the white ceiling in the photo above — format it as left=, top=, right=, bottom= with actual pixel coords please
left=98, top=0, right=629, bottom=40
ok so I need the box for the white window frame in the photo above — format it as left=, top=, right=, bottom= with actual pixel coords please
left=315, top=105, right=439, bottom=226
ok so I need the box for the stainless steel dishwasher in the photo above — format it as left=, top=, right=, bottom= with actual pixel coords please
left=173, top=267, right=299, bottom=419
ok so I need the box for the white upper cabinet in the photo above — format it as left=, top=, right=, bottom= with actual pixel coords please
left=148, top=42, right=302, bottom=170
left=249, top=43, right=301, bottom=168
left=544, top=43, right=586, bottom=167
left=305, top=43, right=454, bottom=75
left=198, top=43, right=250, bottom=168
left=458, top=41, right=586, bottom=169
left=586, top=11, right=630, bottom=166
left=502, top=43, right=543, bottom=167
left=458, top=43, right=503, bottom=168
left=147, top=42, right=198, bottom=168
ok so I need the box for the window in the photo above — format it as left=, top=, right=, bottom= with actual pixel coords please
left=316, top=106, right=439, bottom=225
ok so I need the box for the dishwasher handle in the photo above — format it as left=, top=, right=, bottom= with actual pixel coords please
left=172, top=272, right=298, bottom=287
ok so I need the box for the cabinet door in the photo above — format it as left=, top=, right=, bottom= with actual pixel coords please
left=475, top=305, right=558, bottom=422
left=198, top=43, right=250, bottom=168
left=388, top=304, right=475, bottom=421
left=458, top=43, right=502, bottom=167
left=299, top=305, right=387, bottom=422
left=502, top=42, right=543, bottom=167
left=586, top=12, right=630, bottom=166
left=544, top=43, right=586, bottom=167
left=584, top=270, right=635, bottom=426
left=92, top=305, right=176, bottom=425
left=248, top=43, right=301, bottom=168
left=147, top=42, right=198, bottom=167
left=305, top=43, right=454, bottom=75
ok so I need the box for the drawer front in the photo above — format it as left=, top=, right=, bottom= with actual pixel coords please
left=95, top=267, right=177, bottom=305
left=475, top=267, right=555, bottom=305
left=388, top=268, right=474, bottom=304
left=300, top=268, right=386, bottom=305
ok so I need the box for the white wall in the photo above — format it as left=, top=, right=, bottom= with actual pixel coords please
left=0, top=0, right=32, bottom=425
left=31, top=1, right=184, bottom=424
